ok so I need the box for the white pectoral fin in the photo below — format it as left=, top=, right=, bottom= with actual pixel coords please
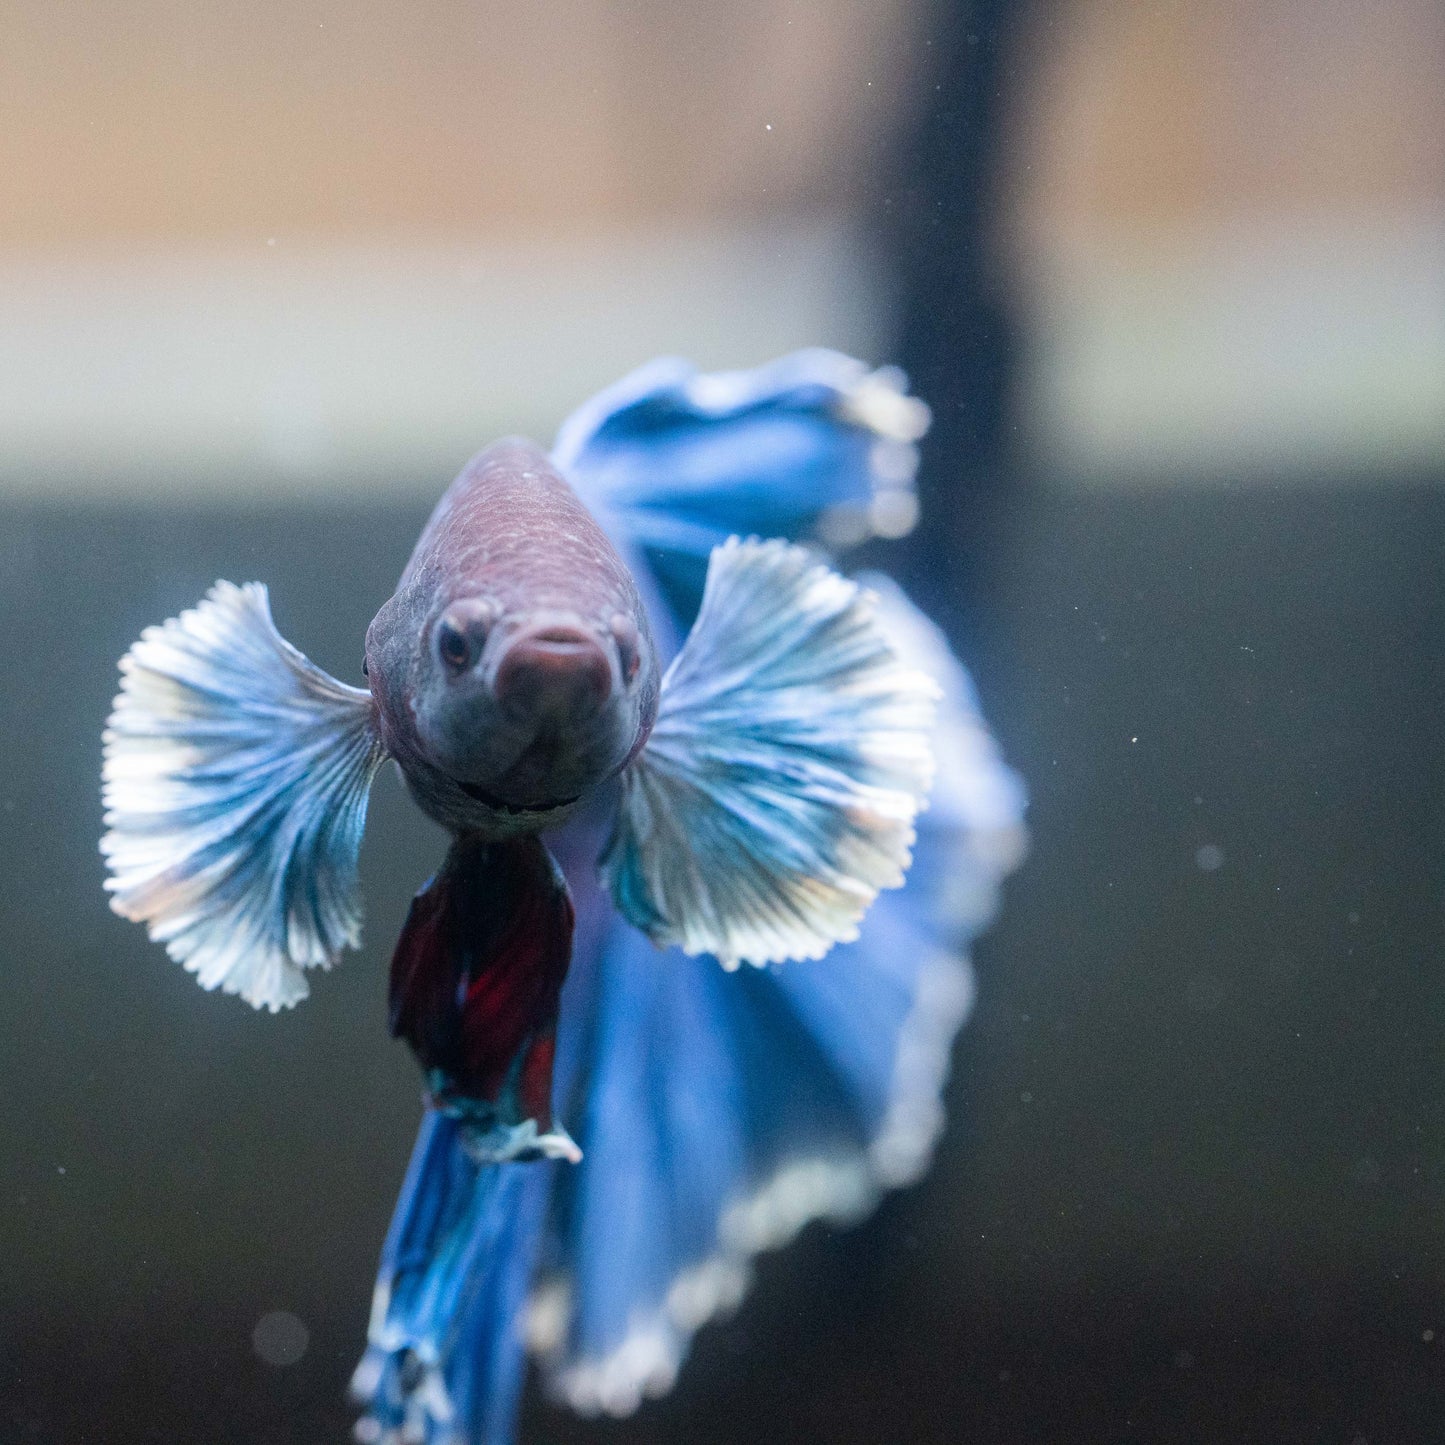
left=601, top=538, right=938, bottom=968
left=101, top=582, right=388, bottom=1011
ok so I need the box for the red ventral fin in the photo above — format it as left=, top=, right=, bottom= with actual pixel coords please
left=389, top=833, right=579, bottom=1163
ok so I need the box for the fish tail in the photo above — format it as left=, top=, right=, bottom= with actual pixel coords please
left=352, top=1113, right=549, bottom=1445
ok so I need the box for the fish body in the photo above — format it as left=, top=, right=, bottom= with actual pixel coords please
left=100, top=349, right=1026, bottom=1445
left=365, top=439, right=659, bottom=837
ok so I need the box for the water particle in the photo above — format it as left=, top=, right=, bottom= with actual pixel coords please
left=1424, top=1329, right=1435, bottom=1342
left=1173, top=1349, right=1195, bottom=1370
left=1351, top=1157, right=1380, bottom=1187
left=1020, top=1091, right=1033, bottom=1104
left=1195, top=844, right=1225, bottom=871
left=252, top=1310, right=310, bottom=1367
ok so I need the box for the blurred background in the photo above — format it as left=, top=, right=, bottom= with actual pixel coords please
left=2, top=1, right=1443, bottom=1442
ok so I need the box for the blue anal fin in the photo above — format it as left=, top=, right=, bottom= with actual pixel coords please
left=390, top=834, right=580, bottom=1164
left=352, top=1114, right=547, bottom=1445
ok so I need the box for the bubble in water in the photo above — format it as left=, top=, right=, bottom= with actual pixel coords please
left=252, top=1310, right=309, bottom=1367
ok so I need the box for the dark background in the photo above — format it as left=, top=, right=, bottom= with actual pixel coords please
left=5, top=5, right=1445, bottom=1444
left=4, top=481, right=1444, bottom=1445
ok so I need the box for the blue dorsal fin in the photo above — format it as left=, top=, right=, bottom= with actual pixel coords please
left=551, top=350, right=930, bottom=604
left=100, top=581, right=387, bottom=1011
left=600, top=538, right=938, bottom=968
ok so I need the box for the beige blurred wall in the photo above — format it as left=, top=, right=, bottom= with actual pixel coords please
left=0, top=0, right=931, bottom=252
left=1003, top=0, right=1445, bottom=479
left=10, top=0, right=1436, bottom=491
left=1010, top=0, right=1442, bottom=245
left=0, top=0, right=940, bottom=498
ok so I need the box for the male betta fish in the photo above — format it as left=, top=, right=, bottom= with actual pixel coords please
left=101, top=350, right=1026, bottom=1444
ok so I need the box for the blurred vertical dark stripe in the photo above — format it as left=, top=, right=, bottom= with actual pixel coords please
left=881, top=0, right=1032, bottom=634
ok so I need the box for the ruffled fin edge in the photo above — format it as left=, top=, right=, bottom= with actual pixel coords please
left=601, top=537, right=938, bottom=969
left=524, top=945, right=976, bottom=1418
left=101, top=581, right=387, bottom=1011
left=551, top=349, right=931, bottom=555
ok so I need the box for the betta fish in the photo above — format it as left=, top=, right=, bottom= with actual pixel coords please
left=100, top=349, right=1025, bottom=1443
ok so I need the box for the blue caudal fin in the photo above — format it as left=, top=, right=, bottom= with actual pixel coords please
left=526, top=579, right=1026, bottom=1418
left=100, top=582, right=387, bottom=1010
left=352, top=1114, right=552, bottom=1445
left=552, top=350, right=929, bottom=609
left=602, top=538, right=939, bottom=968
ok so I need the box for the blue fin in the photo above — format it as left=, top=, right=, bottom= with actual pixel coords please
left=528, top=579, right=1026, bottom=1415
left=600, top=538, right=938, bottom=967
left=100, top=581, right=387, bottom=1011
left=552, top=350, right=929, bottom=607
left=354, top=350, right=1024, bottom=1443
left=856, top=572, right=1028, bottom=943
left=351, top=1114, right=551, bottom=1445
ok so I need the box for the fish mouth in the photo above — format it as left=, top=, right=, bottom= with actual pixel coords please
left=456, top=780, right=580, bottom=816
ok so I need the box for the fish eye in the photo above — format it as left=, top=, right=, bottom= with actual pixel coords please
left=433, top=598, right=498, bottom=675
left=611, top=613, right=640, bottom=685
left=435, top=618, right=472, bottom=672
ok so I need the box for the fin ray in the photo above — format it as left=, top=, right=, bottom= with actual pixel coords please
left=601, top=538, right=937, bottom=967
left=101, top=581, right=386, bottom=1011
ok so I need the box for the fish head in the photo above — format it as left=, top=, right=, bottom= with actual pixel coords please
left=407, top=593, right=658, bottom=811
left=366, top=440, right=660, bottom=815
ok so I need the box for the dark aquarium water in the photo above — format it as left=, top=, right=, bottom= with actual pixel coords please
left=3, top=478, right=1443, bottom=1444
